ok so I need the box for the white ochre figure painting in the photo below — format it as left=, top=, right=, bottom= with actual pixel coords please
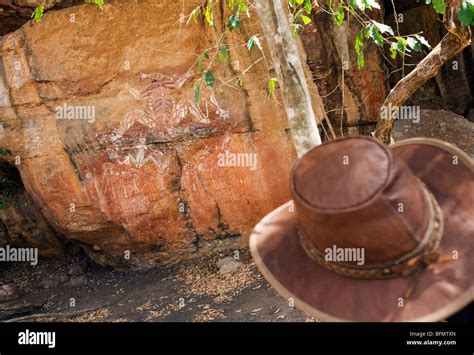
left=97, top=70, right=229, bottom=175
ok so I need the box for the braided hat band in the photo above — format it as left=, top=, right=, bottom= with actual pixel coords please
left=298, top=186, right=444, bottom=280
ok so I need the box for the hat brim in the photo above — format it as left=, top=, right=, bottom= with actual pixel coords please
left=249, top=138, right=474, bottom=322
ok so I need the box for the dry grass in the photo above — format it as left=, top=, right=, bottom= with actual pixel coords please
left=193, top=307, right=226, bottom=322
left=30, top=307, right=111, bottom=322
left=72, top=307, right=110, bottom=322
left=144, top=299, right=183, bottom=321
left=177, top=251, right=261, bottom=298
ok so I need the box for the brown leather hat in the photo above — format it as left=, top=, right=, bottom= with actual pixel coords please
left=250, top=136, right=473, bottom=321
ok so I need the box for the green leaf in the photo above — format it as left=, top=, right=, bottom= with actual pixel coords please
left=365, top=24, right=383, bottom=47
left=365, top=0, right=381, bottom=10
left=355, top=31, right=364, bottom=53
left=301, top=14, right=312, bottom=25
left=414, top=34, right=431, bottom=49
left=459, top=1, right=474, bottom=26
left=391, top=37, right=409, bottom=59
left=406, top=37, right=421, bottom=52
left=204, top=70, right=215, bottom=88
left=227, top=13, right=240, bottom=31
left=194, top=84, right=201, bottom=104
left=355, top=31, right=365, bottom=69
left=237, top=0, right=247, bottom=13
left=188, top=8, right=200, bottom=24
left=93, top=0, right=104, bottom=10
left=396, top=36, right=408, bottom=53
left=238, top=74, right=244, bottom=87
left=356, top=51, right=365, bottom=69
left=268, top=77, right=278, bottom=96
left=364, top=21, right=393, bottom=48
left=204, top=51, right=210, bottom=59
left=425, top=0, right=446, bottom=14
left=357, top=0, right=367, bottom=10
left=389, top=42, right=398, bottom=59
left=197, top=56, right=203, bottom=71
left=229, top=0, right=235, bottom=10
left=433, top=0, right=446, bottom=14
left=304, top=0, right=312, bottom=14
left=247, top=35, right=260, bottom=51
left=219, top=46, right=229, bottom=62
left=347, top=0, right=356, bottom=9
left=333, top=7, right=345, bottom=26
left=32, top=4, right=45, bottom=23
left=205, top=0, right=214, bottom=27
left=0, top=148, right=12, bottom=157
left=370, top=20, right=394, bottom=36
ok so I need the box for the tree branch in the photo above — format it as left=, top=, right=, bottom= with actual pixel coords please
left=255, top=0, right=322, bottom=156
left=374, top=2, right=471, bottom=144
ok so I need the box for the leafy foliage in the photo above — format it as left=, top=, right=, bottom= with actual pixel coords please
left=94, top=0, right=105, bottom=10
left=268, top=78, right=278, bottom=97
left=0, top=148, right=12, bottom=157
left=459, top=0, right=474, bottom=25
left=247, top=35, right=260, bottom=51
left=219, top=46, right=229, bottom=62
left=333, top=7, right=345, bottom=26
left=31, top=3, right=45, bottom=23
left=288, top=0, right=313, bottom=36
left=32, top=0, right=104, bottom=22
left=205, top=0, right=215, bottom=27
left=204, top=70, right=215, bottom=88
left=329, top=1, right=433, bottom=68
left=227, top=13, right=240, bottom=31
left=355, top=31, right=365, bottom=69
left=425, top=0, right=446, bottom=14
left=194, top=82, right=202, bottom=104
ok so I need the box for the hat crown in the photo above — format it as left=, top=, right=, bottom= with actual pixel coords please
left=292, top=137, right=392, bottom=211
left=291, top=136, right=434, bottom=268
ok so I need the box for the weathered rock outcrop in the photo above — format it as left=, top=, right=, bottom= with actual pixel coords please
left=0, top=1, right=298, bottom=267
left=2, top=1, right=470, bottom=268
left=299, top=6, right=388, bottom=134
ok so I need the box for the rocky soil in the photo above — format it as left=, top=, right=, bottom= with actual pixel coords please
left=392, top=109, right=474, bottom=156
left=0, top=249, right=316, bottom=322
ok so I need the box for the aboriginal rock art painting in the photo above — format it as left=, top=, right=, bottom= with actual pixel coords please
left=96, top=70, right=230, bottom=174
left=89, top=70, right=230, bottom=212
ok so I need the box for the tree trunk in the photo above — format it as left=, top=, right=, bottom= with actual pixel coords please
left=255, top=0, right=322, bottom=157
left=374, top=2, right=472, bottom=144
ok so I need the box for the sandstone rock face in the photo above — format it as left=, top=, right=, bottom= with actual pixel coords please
left=0, top=1, right=297, bottom=267
left=299, top=8, right=388, bottom=134
left=3, top=1, right=468, bottom=268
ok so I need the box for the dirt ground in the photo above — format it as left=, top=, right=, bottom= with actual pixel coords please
left=392, top=109, right=474, bottom=156
left=0, top=249, right=317, bottom=322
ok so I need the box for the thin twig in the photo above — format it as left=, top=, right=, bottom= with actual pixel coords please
left=4, top=306, right=105, bottom=323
